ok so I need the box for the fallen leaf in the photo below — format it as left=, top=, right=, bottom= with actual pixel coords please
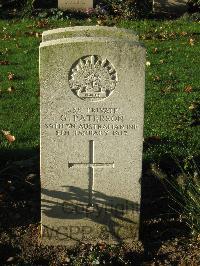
left=36, top=20, right=49, bottom=28
left=189, top=102, right=198, bottom=110
left=2, top=130, right=16, bottom=143
left=169, top=32, right=176, bottom=37
left=35, top=32, right=42, bottom=38
left=0, top=48, right=9, bottom=55
left=153, top=47, right=158, bottom=53
left=6, top=257, right=15, bottom=262
left=8, top=72, right=15, bottom=80
left=63, top=257, right=70, bottom=263
left=161, top=85, right=173, bottom=94
left=97, top=20, right=103, bottom=25
left=153, top=75, right=161, bottom=81
left=7, top=86, right=15, bottom=93
left=0, top=60, right=9, bottom=65
left=184, top=85, right=192, bottom=93
left=180, top=31, right=187, bottom=36
left=189, top=38, right=194, bottom=46
left=98, top=242, right=106, bottom=251
left=2, top=34, right=11, bottom=40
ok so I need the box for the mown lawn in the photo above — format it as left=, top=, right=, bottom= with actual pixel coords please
left=0, top=18, right=199, bottom=161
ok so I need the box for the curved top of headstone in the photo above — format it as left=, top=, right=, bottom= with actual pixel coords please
left=40, top=37, right=143, bottom=50
left=42, top=26, right=138, bottom=42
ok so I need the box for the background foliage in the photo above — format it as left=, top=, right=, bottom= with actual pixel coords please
left=188, top=0, right=200, bottom=12
left=1, top=0, right=199, bottom=19
left=0, top=0, right=151, bottom=19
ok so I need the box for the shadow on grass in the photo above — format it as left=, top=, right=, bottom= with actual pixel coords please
left=0, top=148, right=40, bottom=229
left=140, top=153, right=200, bottom=258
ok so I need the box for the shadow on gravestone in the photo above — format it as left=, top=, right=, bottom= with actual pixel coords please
left=42, top=186, right=139, bottom=243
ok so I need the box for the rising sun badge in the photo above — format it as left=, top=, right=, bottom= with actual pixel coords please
left=69, top=55, right=118, bottom=102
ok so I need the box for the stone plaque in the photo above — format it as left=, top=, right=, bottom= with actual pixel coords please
left=153, top=0, right=188, bottom=14
left=40, top=26, right=145, bottom=246
left=58, top=0, right=93, bottom=10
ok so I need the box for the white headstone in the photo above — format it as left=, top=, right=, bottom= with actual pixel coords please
left=58, top=0, right=93, bottom=10
left=40, top=26, right=145, bottom=246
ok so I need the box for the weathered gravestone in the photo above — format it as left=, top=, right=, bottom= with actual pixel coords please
left=40, top=26, right=145, bottom=246
left=153, top=0, right=188, bottom=14
left=42, top=26, right=139, bottom=42
left=58, top=0, right=93, bottom=10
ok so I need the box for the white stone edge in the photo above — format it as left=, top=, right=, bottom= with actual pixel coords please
left=39, top=37, right=144, bottom=48
left=42, top=26, right=137, bottom=38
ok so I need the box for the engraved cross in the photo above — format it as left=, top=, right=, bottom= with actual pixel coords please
left=68, top=140, right=115, bottom=206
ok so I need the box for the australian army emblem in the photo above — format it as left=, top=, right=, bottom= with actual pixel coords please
left=69, top=55, right=118, bottom=102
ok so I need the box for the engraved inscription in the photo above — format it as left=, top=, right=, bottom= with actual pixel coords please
left=44, top=107, right=139, bottom=137
left=67, top=0, right=86, bottom=4
left=69, top=55, right=118, bottom=102
left=63, top=0, right=87, bottom=6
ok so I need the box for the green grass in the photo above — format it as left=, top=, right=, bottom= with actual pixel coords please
left=0, top=18, right=199, bottom=161
left=158, top=156, right=200, bottom=235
